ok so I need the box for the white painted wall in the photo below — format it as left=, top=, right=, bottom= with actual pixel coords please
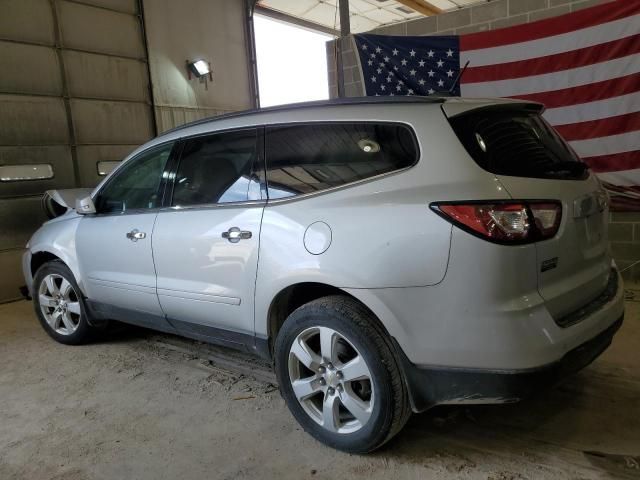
left=143, top=0, right=253, bottom=131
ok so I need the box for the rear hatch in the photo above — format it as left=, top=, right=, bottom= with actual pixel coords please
left=443, top=100, right=612, bottom=321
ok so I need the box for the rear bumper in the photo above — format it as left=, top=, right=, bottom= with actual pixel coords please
left=401, top=313, right=623, bottom=412
left=346, top=227, right=625, bottom=371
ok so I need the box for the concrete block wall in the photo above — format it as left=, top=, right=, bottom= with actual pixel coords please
left=327, top=0, right=610, bottom=99
left=609, top=213, right=640, bottom=283
left=326, top=0, right=640, bottom=283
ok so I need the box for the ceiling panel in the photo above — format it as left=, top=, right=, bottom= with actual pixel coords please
left=349, top=14, right=381, bottom=33
left=258, top=0, right=487, bottom=34
left=260, top=0, right=320, bottom=17
left=303, top=2, right=342, bottom=28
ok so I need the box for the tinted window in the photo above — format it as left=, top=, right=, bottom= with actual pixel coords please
left=449, top=108, right=588, bottom=180
left=265, top=123, right=418, bottom=199
left=95, top=143, right=173, bottom=214
left=172, top=129, right=260, bottom=206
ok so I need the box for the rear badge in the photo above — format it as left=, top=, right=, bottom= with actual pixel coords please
left=541, top=257, right=558, bottom=272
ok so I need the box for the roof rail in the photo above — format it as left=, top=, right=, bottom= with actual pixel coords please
left=163, top=96, right=446, bottom=135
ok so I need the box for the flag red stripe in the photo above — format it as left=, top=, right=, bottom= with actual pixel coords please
left=554, top=112, right=640, bottom=141
left=459, top=0, right=636, bottom=51
left=507, top=72, right=640, bottom=108
left=609, top=195, right=640, bottom=211
left=603, top=184, right=640, bottom=194
left=462, top=34, right=640, bottom=83
left=583, top=151, right=640, bottom=172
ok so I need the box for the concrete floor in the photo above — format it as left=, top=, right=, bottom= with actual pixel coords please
left=1, top=297, right=639, bottom=480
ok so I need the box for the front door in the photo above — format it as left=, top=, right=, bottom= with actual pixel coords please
left=152, top=128, right=265, bottom=346
left=76, top=142, right=175, bottom=325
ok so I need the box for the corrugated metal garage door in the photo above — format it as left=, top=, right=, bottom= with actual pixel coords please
left=0, top=0, right=154, bottom=301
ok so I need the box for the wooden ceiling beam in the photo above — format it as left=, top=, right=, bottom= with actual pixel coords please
left=395, top=0, right=443, bottom=16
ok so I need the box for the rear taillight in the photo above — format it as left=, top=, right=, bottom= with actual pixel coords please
left=432, top=201, right=561, bottom=244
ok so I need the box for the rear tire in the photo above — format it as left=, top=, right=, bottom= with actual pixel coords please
left=275, top=295, right=410, bottom=453
left=33, top=260, right=98, bottom=345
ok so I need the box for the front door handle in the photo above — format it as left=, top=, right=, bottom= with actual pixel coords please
left=126, top=229, right=146, bottom=242
left=222, top=227, right=252, bottom=243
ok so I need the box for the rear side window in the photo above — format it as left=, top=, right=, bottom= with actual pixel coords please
left=265, top=123, right=419, bottom=199
left=449, top=108, right=588, bottom=180
left=172, top=129, right=261, bottom=207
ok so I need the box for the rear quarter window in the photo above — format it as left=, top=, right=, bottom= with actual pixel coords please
left=449, top=108, right=588, bottom=180
left=265, top=122, right=419, bottom=199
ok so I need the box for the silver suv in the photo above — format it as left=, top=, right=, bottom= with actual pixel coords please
left=22, top=97, right=624, bottom=453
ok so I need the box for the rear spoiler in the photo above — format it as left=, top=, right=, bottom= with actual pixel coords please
left=42, top=188, right=93, bottom=219
left=441, top=99, right=544, bottom=119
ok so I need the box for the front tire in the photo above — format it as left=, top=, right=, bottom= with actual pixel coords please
left=33, top=260, right=97, bottom=345
left=275, top=295, right=410, bottom=453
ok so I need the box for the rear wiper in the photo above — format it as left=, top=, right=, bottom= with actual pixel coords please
left=546, top=161, right=587, bottom=171
left=532, top=161, right=588, bottom=175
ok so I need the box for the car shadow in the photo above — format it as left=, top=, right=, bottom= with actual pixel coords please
left=88, top=321, right=640, bottom=477
left=372, top=365, right=640, bottom=477
left=92, top=321, right=157, bottom=344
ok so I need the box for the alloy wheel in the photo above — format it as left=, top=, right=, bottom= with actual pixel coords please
left=38, top=274, right=82, bottom=335
left=288, top=326, right=374, bottom=434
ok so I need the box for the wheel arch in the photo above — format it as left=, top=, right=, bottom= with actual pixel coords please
left=264, top=282, right=400, bottom=358
left=31, top=251, right=62, bottom=276
left=28, top=247, right=85, bottom=296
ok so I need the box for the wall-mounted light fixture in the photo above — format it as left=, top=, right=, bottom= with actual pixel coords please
left=186, top=59, right=213, bottom=81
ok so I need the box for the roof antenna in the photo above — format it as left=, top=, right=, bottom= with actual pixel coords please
left=448, top=60, right=470, bottom=96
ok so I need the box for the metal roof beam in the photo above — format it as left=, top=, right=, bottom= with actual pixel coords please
left=254, top=5, right=339, bottom=37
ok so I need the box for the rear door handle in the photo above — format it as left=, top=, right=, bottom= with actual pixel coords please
left=126, top=229, right=146, bottom=242
left=222, top=227, right=252, bottom=243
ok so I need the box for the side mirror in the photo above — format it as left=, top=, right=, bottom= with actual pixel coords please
left=76, top=195, right=96, bottom=215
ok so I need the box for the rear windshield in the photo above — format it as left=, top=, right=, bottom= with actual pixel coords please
left=449, top=107, right=588, bottom=180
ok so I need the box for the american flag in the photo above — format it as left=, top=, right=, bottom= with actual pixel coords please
left=354, top=0, right=640, bottom=210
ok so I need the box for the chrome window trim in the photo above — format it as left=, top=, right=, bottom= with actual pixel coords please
left=90, top=120, right=421, bottom=215
left=157, top=199, right=267, bottom=213
left=90, top=206, right=166, bottom=218
left=172, top=119, right=419, bottom=149
left=89, top=199, right=268, bottom=218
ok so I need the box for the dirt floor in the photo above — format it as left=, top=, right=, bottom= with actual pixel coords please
left=1, top=294, right=639, bottom=480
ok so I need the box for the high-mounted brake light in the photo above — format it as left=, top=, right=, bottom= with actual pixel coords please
left=432, top=201, right=561, bottom=244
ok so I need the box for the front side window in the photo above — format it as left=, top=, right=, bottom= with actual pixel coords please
left=265, top=123, right=419, bottom=199
left=172, top=129, right=260, bottom=207
left=95, top=142, right=173, bottom=214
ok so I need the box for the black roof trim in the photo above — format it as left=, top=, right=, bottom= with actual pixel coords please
left=164, top=96, right=446, bottom=135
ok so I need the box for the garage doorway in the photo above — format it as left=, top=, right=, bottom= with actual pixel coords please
left=254, top=15, right=332, bottom=107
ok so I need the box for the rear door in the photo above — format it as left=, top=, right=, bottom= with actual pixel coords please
left=446, top=103, right=611, bottom=319
left=151, top=128, right=265, bottom=346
